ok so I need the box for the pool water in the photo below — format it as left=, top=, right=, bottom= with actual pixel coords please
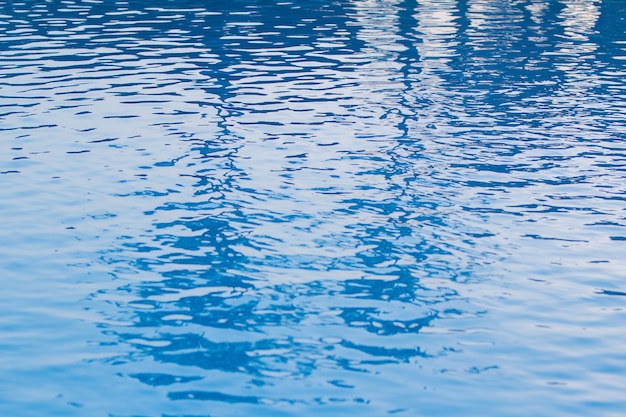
left=1, top=0, right=626, bottom=415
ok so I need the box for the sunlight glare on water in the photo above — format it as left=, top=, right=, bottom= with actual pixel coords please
left=1, top=0, right=626, bottom=416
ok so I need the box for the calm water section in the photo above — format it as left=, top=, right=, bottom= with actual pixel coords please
left=1, top=0, right=626, bottom=416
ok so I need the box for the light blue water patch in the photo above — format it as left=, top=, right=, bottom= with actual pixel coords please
left=1, top=0, right=626, bottom=416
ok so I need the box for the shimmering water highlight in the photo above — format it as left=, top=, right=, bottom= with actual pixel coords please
left=1, top=0, right=626, bottom=416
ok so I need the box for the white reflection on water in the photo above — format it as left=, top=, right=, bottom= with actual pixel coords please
left=1, top=0, right=626, bottom=416
left=558, top=0, right=601, bottom=42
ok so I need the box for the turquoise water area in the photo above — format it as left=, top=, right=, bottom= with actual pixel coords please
left=1, top=0, right=625, bottom=415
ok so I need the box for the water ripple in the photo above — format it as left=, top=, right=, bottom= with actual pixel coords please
left=2, top=0, right=626, bottom=416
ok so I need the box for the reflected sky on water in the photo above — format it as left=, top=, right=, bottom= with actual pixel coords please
left=1, top=0, right=626, bottom=416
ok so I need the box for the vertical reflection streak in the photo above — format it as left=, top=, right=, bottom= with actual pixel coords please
left=94, top=1, right=494, bottom=413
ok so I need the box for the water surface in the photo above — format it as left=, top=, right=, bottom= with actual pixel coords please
left=1, top=0, right=626, bottom=416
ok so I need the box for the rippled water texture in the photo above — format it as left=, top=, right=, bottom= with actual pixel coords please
left=1, top=0, right=626, bottom=415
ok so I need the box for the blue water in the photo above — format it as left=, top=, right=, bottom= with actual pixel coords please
left=1, top=0, right=625, bottom=415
